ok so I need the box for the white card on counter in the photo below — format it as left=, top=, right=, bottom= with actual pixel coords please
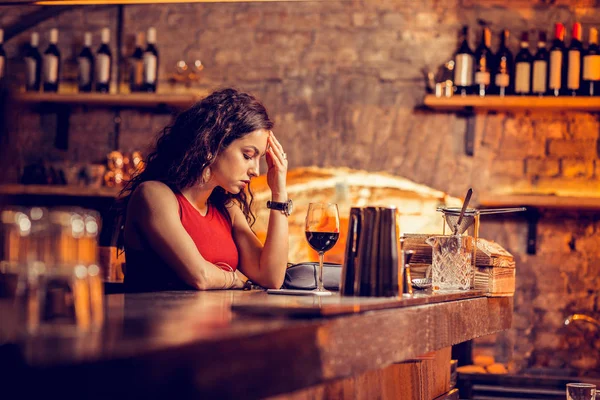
left=266, top=289, right=333, bottom=296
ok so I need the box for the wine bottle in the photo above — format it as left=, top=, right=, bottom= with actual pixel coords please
left=0, top=29, right=6, bottom=82
left=474, top=27, right=493, bottom=97
left=494, top=29, right=513, bottom=96
left=514, top=31, right=533, bottom=95
left=566, top=22, right=583, bottom=96
left=43, top=28, right=61, bottom=93
left=548, top=23, right=566, bottom=97
left=531, top=31, right=549, bottom=96
left=143, top=27, right=158, bottom=92
left=453, top=26, right=473, bottom=96
left=78, top=32, right=94, bottom=93
left=129, top=32, right=144, bottom=92
left=25, top=32, right=42, bottom=92
left=582, top=27, right=600, bottom=96
left=95, top=28, right=112, bottom=93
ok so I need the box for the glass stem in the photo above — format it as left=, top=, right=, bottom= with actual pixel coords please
left=318, top=251, right=324, bottom=291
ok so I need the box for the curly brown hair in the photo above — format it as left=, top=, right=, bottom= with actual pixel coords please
left=117, top=88, right=273, bottom=238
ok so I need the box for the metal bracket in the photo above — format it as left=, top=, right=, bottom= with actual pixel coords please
left=458, top=106, right=476, bottom=156
left=39, top=103, right=71, bottom=150
left=526, top=208, right=539, bottom=255
left=112, top=110, right=122, bottom=151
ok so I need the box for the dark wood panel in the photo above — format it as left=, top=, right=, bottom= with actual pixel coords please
left=270, top=348, right=452, bottom=400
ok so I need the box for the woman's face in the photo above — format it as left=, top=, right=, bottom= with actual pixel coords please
left=210, top=129, right=269, bottom=194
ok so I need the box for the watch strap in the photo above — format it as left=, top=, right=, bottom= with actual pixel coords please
left=266, top=200, right=287, bottom=211
left=267, top=199, right=292, bottom=216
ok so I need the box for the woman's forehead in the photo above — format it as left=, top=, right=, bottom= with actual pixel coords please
left=237, top=129, right=269, bottom=148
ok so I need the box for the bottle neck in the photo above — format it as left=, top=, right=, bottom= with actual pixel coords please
left=572, top=23, right=582, bottom=42
left=49, top=29, right=59, bottom=45
left=589, top=28, right=598, bottom=46
left=554, top=23, right=565, bottom=41
left=135, top=33, right=144, bottom=48
left=101, top=29, right=110, bottom=45
left=500, top=31, right=509, bottom=48
left=482, top=28, right=491, bottom=48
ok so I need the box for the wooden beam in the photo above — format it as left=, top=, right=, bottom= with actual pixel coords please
left=2, top=6, right=81, bottom=42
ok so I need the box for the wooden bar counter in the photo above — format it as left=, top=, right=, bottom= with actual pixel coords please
left=0, top=290, right=512, bottom=399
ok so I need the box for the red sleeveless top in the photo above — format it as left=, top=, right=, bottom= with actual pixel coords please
left=124, top=190, right=239, bottom=292
left=174, top=192, right=239, bottom=271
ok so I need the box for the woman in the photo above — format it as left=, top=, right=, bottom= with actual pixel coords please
left=119, top=88, right=290, bottom=292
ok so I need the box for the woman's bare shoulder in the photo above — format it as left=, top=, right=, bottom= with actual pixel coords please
left=225, top=199, right=244, bottom=226
left=130, top=181, right=178, bottom=211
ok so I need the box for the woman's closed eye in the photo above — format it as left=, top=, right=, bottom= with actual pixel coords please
left=243, top=153, right=253, bottom=160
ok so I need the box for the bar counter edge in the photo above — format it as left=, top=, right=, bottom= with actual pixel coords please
left=0, top=290, right=512, bottom=399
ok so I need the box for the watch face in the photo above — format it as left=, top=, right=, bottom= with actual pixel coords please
left=287, top=199, right=293, bottom=215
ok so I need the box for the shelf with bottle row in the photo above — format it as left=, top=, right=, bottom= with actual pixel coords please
left=423, top=94, right=600, bottom=112
left=0, top=184, right=121, bottom=198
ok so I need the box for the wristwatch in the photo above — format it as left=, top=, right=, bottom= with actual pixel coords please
left=266, top=199, right=293, bottom=216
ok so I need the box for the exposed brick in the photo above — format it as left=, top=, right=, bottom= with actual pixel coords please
left=414, top=12, right=439, bottom=28
left=381, top=12, right=406, bottom=27
left=504, top=114, right=535, bottom=141
left=498, top=137, right=546, bottom=158
left=547, top=139, right=598, bottom=159
left=4, top=1, right=600, bottom=380
left=203, top=7, right=234, bottom=28
left=214, top=49, right=243, bottom=66
left=255, top=31, right=312, bottom=49
left=362, top=31, right=399, bottom=50
left=362, top=49, right=390, bottom=63
left=568, top=113, right=600, bottom=139
left=234, top=10, right=262, bottom=28
left=562, top=159, right=595, bottom=178
left=321, top=12, right=352, bottom=28
left=533, top=119, right=566, bottom=140
left=261, top=11, right=321, bottom=30
left=525, top=158, right=560, bottom=178
left=489, top=158, right=525, bottom=178
left=352, top=12, right=379, bottom=27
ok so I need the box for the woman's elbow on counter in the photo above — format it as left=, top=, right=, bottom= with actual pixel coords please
left=191, top=269, right=211, bottom=291
left=194, top=280, right=210, bottom=291
left=261, top=274, right=285, bottom=290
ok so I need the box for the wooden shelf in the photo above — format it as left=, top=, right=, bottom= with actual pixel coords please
left=480, top=194, right=600, bottom=211
left=424, top=95, right=600, bottom=112
left=11, top=91, right=208, bottom=109
left=0, top=184, right=121, bottom=198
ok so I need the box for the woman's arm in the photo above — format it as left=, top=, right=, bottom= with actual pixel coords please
left=128, top=181, right=245, bottom=290
left=230, top=132, right=289, bottom=289
left=229, top=201, right=288, bottom=289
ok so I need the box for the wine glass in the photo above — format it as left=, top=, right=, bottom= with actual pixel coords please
left=305, top=203, right=340, bottom=293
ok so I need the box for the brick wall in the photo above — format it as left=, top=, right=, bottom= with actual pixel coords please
left=2, top=0, right=600, bottom=376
